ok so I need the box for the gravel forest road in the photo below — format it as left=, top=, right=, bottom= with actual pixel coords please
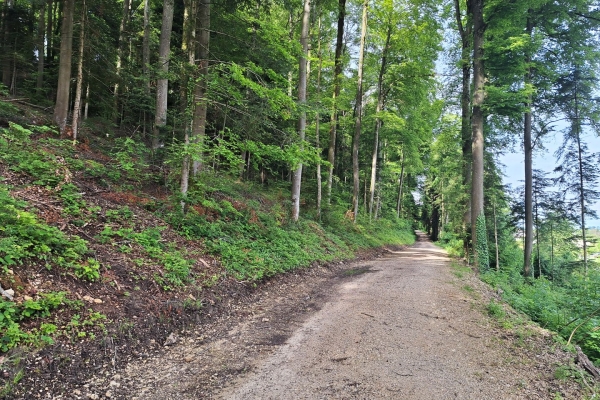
left=216, top=231, right=515, bottom=399
left=112, top=231, right=583, bottom=400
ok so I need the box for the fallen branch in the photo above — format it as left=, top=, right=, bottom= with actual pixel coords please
left=576, top=346, right=600, bottom=381
left=13, top=99, right=52, bottom=110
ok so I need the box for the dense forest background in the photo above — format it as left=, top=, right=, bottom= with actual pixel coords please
left=1, top=0, right=600, bottom=388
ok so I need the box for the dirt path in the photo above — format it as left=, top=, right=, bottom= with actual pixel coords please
left=75, top=232, right=585, bottom=400
left=215, top=232, right=539, bottom=399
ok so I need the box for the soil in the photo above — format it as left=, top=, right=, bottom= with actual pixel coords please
left=13, top=232, right=594, bottom=399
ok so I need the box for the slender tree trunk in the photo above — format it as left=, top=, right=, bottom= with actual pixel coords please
left=469, top=0, right=487, bottom=269
left=53, top=0, right=75, bottom=134
left=46, top=0, right=54, bottom=64
left=327, top=0, right=346, bottom=204
left=1, top=0, right=14, bottom=88
left=397, top=149, right=405, bottom=218
left=152, top=0, right=174, bottom=150
left=291, top=0, right=310, bottom=222
left=352, top=0, right=368, bottom=223
left=550, top=220, right=554, bottom=277
left=523, top=14, right=533, bottom=278
left=142, top=0, right=150, bottom=82
left=191, top=0, right=211, bottom=175
left=72, top=1, right=85, bottom=143
left=574, top=90, right=588, bottom=274
left=114, top=0, right=130, bottom=101
left=369, top=23, right=391, bottom=219
left=84, top=82, right=89, bottom=120
left=36, top=1, right=46, bottom=92
left=493, top=198, right=499, bottom=271
left=142, top=0, right=150, bottom=137
left=180, top=0, right=197, bottom=210
left=315, top=14, right=323, bottom=220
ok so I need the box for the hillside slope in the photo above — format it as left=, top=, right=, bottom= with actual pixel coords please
left=0, top=103, right=414, bottom=398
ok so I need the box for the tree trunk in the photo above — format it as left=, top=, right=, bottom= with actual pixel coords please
left=493, top=198, right=499, bottom=271
left=455, top=0, right=473, bottom=257
left=36, top=0, right=46, bottom=92
left=315, top=13, right=323, bottom=220
left=180, top=0, right=197, bottom=210
left=574, top=89, right=588, bottom=274
left=369, top=23, right=391, bottom=219
left=46, top=0, right=54, bottom=64
left=1, top=0, right=14, bottom=89
left=397, top=149, right=405, bottom=218
left=523, top=14, right=533, bottom=278
left=191, top=0, right=211, bottom=175
left=72, top=1, right=85, bottom=143
left=84, top=82, right=89, bottom=120
left=470, top=0, right=487, bottom=269
left=142, top=0, right=150, bottom=82
left=327, top=0, right=346, bottom=204
left=114, top=0, right=130, bottom=100
left=291, top=0, right=310, bottom=222
left=352, top=0, right=368, bottom=224
left=53, top=0, right=75, bottom=134
left=152, top=0, right=174, bottom=150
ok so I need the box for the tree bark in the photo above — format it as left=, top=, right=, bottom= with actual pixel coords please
left=1, top=0, right=14, bottom=89
left=72, top=1, right=85, bottom=142
left=53, top=0, right=75, bottom=134
left=397, top=149, right=405, bottom=218
left=352, top=0, right=368, bottom=223
left=191, top=0, right=211, bottom=175
left=455, top=0, right=473, bottom=257
left=574, top=89, right=588, bottom=274
left=152, top=0, right=174, bottom=150
left=493, top=198, right=499, bottom=271
left=36, top=0, right=46, bottom=92
left=369, top=23, right=391, bottom=219
left=523, top=14, right=533, bottom=278
left=469, top=0, right=486, bottom=268
left=114, top=0, right=130, bottom=100
left=46, top=0, right=54, bottom=64
left=180, top=0, right=197, bottom=211
left=291, top=0, right=310, bottom=222
left=327, top=0, right=346, bottom=204
left=315, top=13, right=323, bottom=220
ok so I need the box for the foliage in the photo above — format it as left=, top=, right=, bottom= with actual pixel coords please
left=482, top=270, right=600, bottom=365
left=98, top=225, right=193, bottom=288
left=0, top=185, right=99, bottom=280
left=0, top=292, right=67, bottom=352
left=475, top=214, right=490, bottom=272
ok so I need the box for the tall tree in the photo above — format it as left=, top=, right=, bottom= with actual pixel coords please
left=326, top=0, right=346, bottom=204
left=469, top=0, right=488, bottom=270
left=72, top=0, right=86, bottom=142
left=191, top=0, right=211, bottom=175
left=291, top=0, right=311, bottom=222
left=54, top=0, right=75, bottom=134
left=152, top=0, right=175, bottom=150
left=352, top=0, right=368, bottom=223
left=454, top=0, right=472, bottom=255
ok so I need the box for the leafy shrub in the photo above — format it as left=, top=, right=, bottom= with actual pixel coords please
left=0, top=185, right=99, bottom=280
left=0, top=292, right=67, bottom=352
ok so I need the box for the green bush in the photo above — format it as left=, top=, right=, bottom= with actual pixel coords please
left=0, top=292, right=67, bottom=352
left=0, top=185, right=99, bottom=280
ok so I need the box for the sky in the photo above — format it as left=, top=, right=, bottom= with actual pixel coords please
left=498, top=131, right=600, bottom=228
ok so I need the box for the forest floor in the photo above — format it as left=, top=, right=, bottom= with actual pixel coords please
left=41, top=232, right=595, bottom=400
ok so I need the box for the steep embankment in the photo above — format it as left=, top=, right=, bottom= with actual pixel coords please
left=0, top=114, right=414, bottom=398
